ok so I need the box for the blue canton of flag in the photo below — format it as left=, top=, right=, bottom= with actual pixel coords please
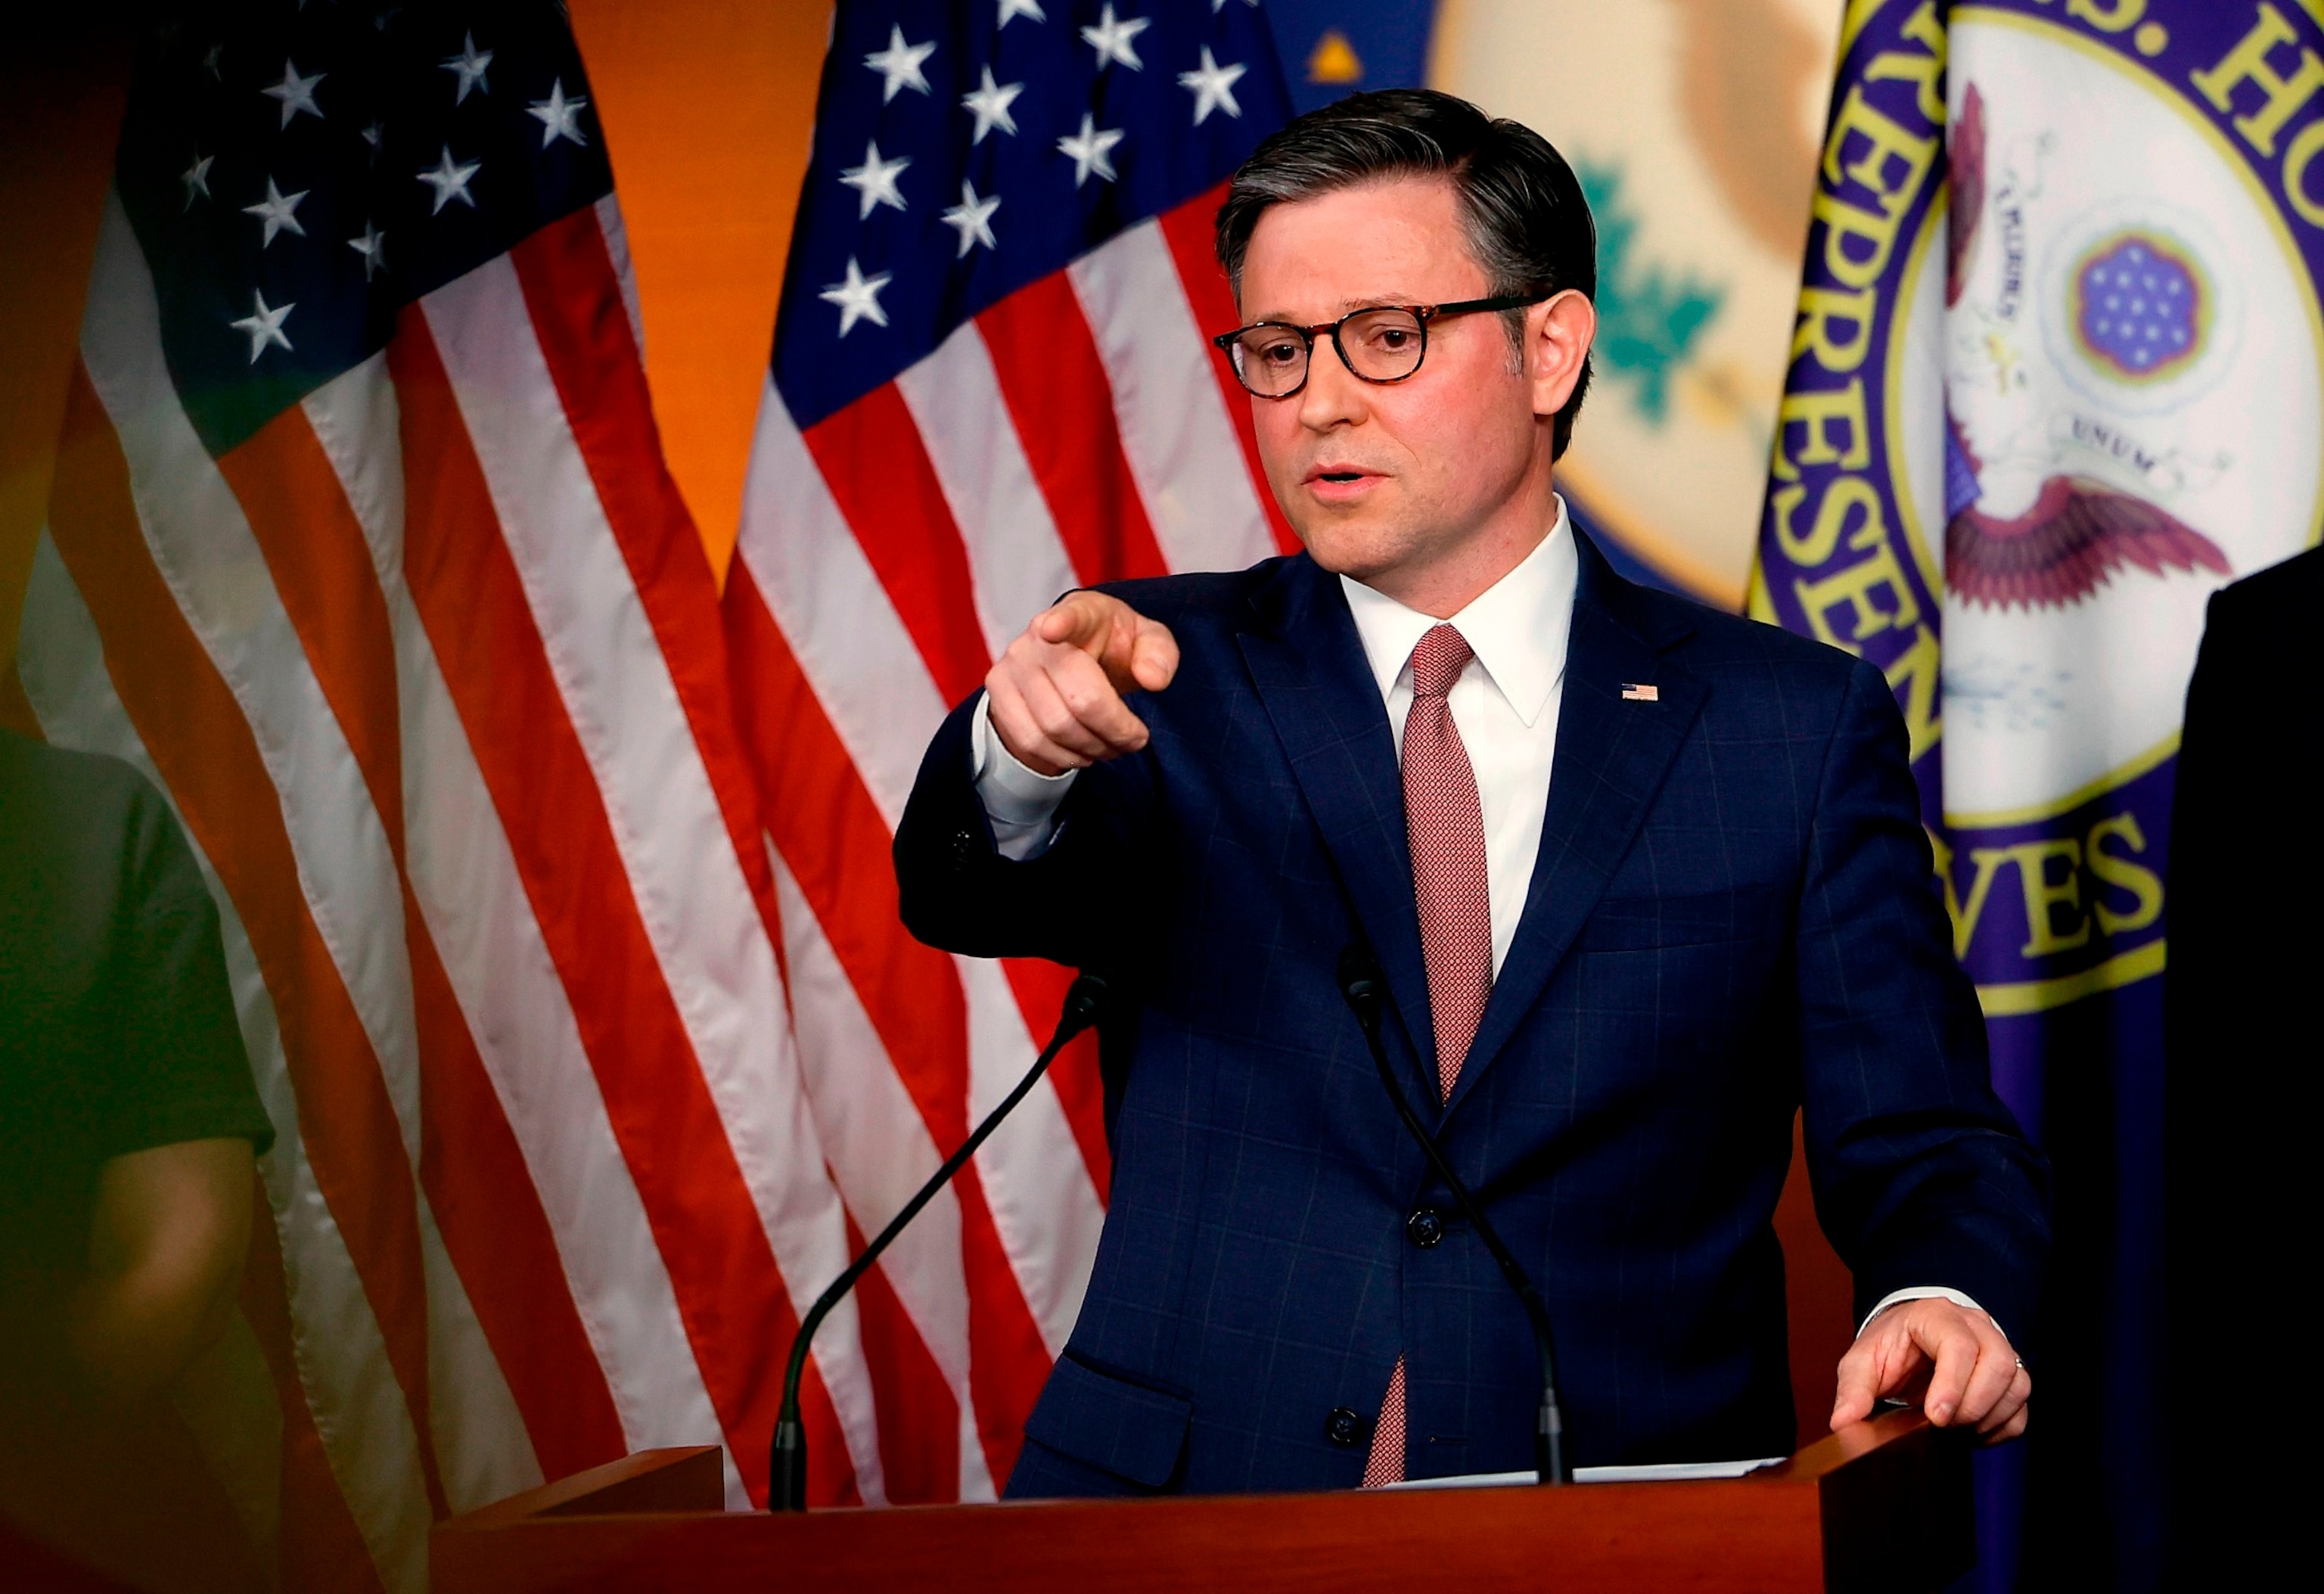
left=115, top=0, right=613, bottom=455
left=775, top=0, right=1291, bottom=429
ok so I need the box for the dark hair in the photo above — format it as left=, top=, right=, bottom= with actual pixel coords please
left=1216, top=89, right=1597, bottom=458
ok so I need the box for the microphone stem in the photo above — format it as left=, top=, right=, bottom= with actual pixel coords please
left=770, top=974, right=1108, bottom=1511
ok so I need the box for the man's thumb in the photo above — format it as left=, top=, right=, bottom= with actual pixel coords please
left=1830, top=1353, right=1878, bottom=1428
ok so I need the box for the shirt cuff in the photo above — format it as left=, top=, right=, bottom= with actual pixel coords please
left=1859, top=1286, right=1997, bottom=1339
left=971, top=691, right=1077, bottom=861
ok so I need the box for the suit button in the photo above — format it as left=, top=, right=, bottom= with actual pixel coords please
left=1325, top=1406, right=1366, bottom=1447
left=1406, top=1207, right=1445, bottom=1249
left=950, top=828, right=977, bottom=869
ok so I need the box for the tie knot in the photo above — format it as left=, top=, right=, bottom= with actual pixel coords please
left=1407, top=624, right=1473, bottom=698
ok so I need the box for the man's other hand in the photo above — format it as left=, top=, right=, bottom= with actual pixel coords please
left=1832, top=1297, right=2030, bottom=1443
left=987, top=591, right=1179, bottom=775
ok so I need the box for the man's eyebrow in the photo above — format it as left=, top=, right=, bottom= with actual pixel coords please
left=1239, top=294, right=1421, bottom=322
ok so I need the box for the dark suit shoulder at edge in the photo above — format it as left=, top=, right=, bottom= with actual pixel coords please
left=2208, top=542, right=2322, bottom=627
left=1090, top=560, right=1291, bottom=626
left=1623, top=583, right=1865, bottom=688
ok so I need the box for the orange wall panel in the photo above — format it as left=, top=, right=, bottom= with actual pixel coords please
left=567, top=0, right=831, bottom=584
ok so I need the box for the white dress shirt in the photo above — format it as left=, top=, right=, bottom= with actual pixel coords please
left=968, top=496, right=1984, bottom=1337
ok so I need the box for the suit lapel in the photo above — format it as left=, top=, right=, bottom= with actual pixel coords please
left=1443, top=533, right=1707, bottom=1120
left=1236, top=558, right=1438, bottom=1088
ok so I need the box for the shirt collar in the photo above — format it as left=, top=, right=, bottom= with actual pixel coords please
left=1338, top=496, right=1579, bottom=727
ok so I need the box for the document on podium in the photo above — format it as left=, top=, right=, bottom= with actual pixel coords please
left=1381, top=1457, right=1786, bottom=1489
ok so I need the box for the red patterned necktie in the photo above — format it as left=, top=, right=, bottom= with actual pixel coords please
left=1362, top=623, right=1492, bottom=1488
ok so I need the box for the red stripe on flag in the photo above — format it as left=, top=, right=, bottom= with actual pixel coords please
left=999, top=958, right=1109, bottom=1204
left=843, top=1210, right=961, bottom=1505
left=725, top=561, right=1055, bottom=1492
left=977, top=275, right=1171, bottom=586
left=505, top=210, right=786, bottom=956
left=46, top=362, right=450, bottom=1522
left=241, top=1189, right=390, bottom=1594
left=214, top=418, right=405, bottom=850
left=803, top=387, right=991, bottom=710
left=1157, top=186, right=1299, bottom=555
left=388, top=310, right=844, bottom=1508
left=219, top=408, right=627, bottom=1481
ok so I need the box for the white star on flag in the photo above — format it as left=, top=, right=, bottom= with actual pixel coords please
left=1080, top=4, right=1150, bottom=71
left=839, top=139, right=911, bottom=220
left=228, top=289, right=294, bottom=364
left=261, top=59, right=325, bottom=129
left=528, top=79, right=589, bottom=148
left=181, top=152, right=213, bottom=210
left=1058, top=112, right=1126, bottom=188
left=940, top=180, right=1001, bottom=256
left=1178, top=47, right=1246, bottom=125
left=863, top=26, right=935, bottom=103
left=820, top=257, right=893, bottom=336
left=441, top=30, right=493, bottom=104
left=997, top=0, right=1046, bottom=27
left=418, top=144, right=482, bottom=213
left=347, top=220, right=387, bottom=281
left=961, top=66, right=1024, bottom=144
left=242, top=176, right=309, bottom=247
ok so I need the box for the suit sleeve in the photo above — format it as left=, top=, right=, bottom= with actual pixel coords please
left=1794, top=660, right=2052, bottom=1351
left=894, top=691, right=1161, bottom=974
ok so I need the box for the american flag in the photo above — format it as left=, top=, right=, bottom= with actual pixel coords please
left=726, top=0, right=1292, bottom=1510
left=17, top=1, right=864, bottom=1586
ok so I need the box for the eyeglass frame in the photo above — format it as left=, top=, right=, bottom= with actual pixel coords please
left=1210, top=293, right=1552, bottom=398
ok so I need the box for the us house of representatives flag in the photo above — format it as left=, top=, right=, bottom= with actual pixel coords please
left=724, top=0, right=1295, bottom=1514
left=16, top=2, right=884, bottom=1584
left=1756, top=1, right=2324, bottom=1583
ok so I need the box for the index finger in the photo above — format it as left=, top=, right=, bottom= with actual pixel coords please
left=1031, top=590, right=1119, bottom=653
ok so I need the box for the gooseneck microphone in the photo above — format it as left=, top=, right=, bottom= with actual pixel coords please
left=1338, top=943, right=1570, bottom=1485
left=770, top=973, right=1109, bottom=1511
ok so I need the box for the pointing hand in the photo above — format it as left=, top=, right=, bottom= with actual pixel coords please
left=985, top=591, right=1180, bottom=776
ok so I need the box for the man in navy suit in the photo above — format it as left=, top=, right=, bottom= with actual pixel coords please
left=896, top=91, right=2047, bottom=1496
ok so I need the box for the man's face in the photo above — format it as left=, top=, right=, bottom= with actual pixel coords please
left=1235, top=176, right=1553, bottom=588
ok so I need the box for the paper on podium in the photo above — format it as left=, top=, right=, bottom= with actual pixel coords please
left=1381, top=1456, right=1785, bottom=1489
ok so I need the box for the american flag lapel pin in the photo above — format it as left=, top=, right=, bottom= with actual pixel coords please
left=1621, top=683, right=1660, bottom=702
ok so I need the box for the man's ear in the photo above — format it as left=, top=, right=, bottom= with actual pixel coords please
left=1527, top=291, right=1595, bottom=420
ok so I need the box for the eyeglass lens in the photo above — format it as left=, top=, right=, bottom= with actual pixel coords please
left=1229, top=308, right=1428, bottom=396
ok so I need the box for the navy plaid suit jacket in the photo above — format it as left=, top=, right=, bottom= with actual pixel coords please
left=895, top=530, right=2049, bottom=1496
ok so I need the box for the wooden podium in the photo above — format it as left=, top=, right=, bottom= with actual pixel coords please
left=433, top=1407, right=1970, bottom=1593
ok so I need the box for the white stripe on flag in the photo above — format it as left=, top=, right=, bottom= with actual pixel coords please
left=1070, top=221, right=1277, bottom=574
left=592, top=194, right=648, bottom=363
left=735, top=378, right=952, bottom=828
left=960, top=958, right=1102, bottom=1359
left=896, top=325, right=1080, bottom=655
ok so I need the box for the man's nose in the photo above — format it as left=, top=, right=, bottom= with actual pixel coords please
left=1297, top=333, right=1369, bottom=430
